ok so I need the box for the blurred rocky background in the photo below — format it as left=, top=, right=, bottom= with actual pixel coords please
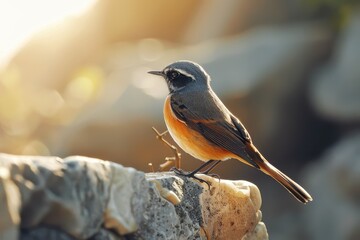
left=0, top=0, right=359, bottom=239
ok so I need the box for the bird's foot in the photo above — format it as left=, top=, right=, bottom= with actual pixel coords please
left=199, top=170, right=221, bottom=183
left=202, top=172, right=220, bottom=180
left=171, top=167, right=211, bottom=189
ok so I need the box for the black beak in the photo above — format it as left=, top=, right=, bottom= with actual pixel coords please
left=148, top=70, right=165, bottom=77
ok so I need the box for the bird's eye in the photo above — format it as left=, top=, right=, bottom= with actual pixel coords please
left=166, top=70, right=180, bottom=80
left=165, top=69, right=193, bottom=91
left=167, top=70, right=179, bottom=80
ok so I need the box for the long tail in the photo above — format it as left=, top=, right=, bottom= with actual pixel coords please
left=244, top=143, right=313, bottom=204
left=259, top=160, right=313, bottom=203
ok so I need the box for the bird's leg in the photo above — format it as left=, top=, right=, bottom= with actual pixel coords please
left=195, top=160, right=221, bottom=182
left=201, top=160, right=221, bottom=176
left=172, top=160, right=215, bottom=175
left=172, top=160, right=216, bottom=188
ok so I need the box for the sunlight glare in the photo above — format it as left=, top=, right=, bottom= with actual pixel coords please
left=0, top=0, right=97, bottom=67
left=132, top=67, right=168, bottom=99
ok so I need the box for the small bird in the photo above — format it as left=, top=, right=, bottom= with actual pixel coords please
left=148, top=60, right=313, bottom=203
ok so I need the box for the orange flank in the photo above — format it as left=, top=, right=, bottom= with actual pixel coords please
left=164, top=96, right=236, bottom=161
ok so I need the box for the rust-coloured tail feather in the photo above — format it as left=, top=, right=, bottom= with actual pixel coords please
left=260, top=161, right=313, bottom=203
left=244, top=143, right=313, bottom=204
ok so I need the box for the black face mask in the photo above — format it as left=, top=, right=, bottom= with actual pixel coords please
left=166, top=70, right=193, bottom=91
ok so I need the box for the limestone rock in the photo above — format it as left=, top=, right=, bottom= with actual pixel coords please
left=304, top=132, right=360, bottom=240
left=198, top=176, right=263, bottom=239
left=0, top=153, right=268, bottom=240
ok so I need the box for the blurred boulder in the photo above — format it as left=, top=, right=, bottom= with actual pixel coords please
left=303, top=132, right=360, bottom=240
left=0, top=153, right=267, bottom=240
left=310, top=9, right=360, bottom=122
left=184, top=0, right=309, bottom=43
left=201, top=23, right=333, bottom=165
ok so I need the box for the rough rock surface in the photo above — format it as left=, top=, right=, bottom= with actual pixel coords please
left=0, top=153, right=268, bottom=240
left=304, top=132, right=360, bottom=240
left=0, top=165, right=20, bottom=240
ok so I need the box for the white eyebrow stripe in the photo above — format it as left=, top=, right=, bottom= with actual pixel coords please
left=173, top=68, right=196, bottom=81
left=192, top=62, right=211, bottom=81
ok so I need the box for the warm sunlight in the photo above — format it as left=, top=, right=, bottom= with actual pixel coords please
left=0, top=1, right=358, bottom=239
left=0, top=0, right=97, bottom=67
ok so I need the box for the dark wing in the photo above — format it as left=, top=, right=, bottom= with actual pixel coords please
left=170, top=94, right=259, bottom=168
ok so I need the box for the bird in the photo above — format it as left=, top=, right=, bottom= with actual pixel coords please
left=148, top=60, right=313, bottom=204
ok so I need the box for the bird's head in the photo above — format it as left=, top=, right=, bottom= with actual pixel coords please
left=148, top=60, right=210, bottom=93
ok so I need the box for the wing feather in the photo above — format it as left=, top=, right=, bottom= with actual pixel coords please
left=170, top=94, right=259, bottom=168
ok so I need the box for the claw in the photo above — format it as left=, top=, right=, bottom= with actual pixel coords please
left=171, top=168, right=211, bottom=189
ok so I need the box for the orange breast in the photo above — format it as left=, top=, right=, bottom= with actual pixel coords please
left=164, top=96, right=234, bottom=161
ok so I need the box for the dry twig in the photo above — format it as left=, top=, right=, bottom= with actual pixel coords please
left=152, top=127, right=181, bottom=171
